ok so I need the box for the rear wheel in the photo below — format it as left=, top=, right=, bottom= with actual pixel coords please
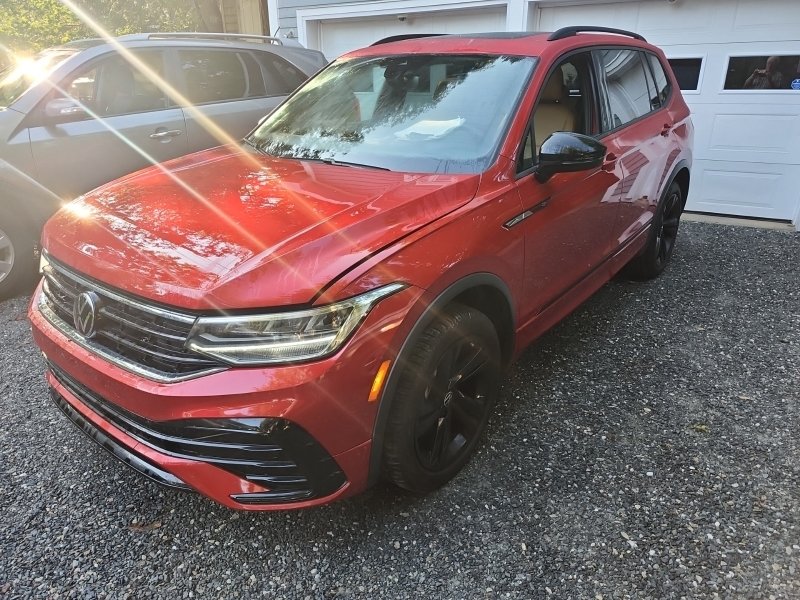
left=626, top=181, right=683, bottom=280
left=382, top=303, right=501, bottom=494
left=0, top=207, right=37, bottom=300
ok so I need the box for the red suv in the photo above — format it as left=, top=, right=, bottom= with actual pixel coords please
left=30, top=27, right=692, bottom=510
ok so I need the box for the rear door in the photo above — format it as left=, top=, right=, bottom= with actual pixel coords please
left=177, top=48, right=307, bottom=151
left=592, top=48, right=674, bottom=247
left=27, top=49, right=187, bottom=200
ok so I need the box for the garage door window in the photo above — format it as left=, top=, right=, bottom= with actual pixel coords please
left=667, top=58, right=703, bottom=92
left=724, top=55, right=800, bottom=90
left=595, top=49, right=657, bottom=132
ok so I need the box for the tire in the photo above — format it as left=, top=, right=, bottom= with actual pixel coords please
left=382, top=303, right=501, bottom=494
left=0, top=206, right=38, bottom=300
left=626, top=181, right=683, bottom=280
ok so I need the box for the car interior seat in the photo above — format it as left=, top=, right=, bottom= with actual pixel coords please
left=533, top=72, right=576, bottom=152
left=99, top=64, right=136, bottom=116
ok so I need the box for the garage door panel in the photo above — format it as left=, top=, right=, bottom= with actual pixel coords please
left=733, top=0, right=800, bottom=31
left=690, top=162, right=799, bottom=220
left=690, top=110, right=800, bottom=164
left=319, top=8, right=506, bottom=59
left=537, top=3, right=638, bottom=33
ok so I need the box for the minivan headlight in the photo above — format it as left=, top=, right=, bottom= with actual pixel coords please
left=185, top=283, right=405, bottom=366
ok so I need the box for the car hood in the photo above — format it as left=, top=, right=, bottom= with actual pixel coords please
left=43, top=146, right=479, bottom=310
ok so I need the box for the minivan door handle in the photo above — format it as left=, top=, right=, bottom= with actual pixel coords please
left=149, top=129, right=183, bottom=141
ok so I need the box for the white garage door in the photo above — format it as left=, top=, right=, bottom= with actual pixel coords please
left=538, top=0, right=800, bottom=227
left=318, top=8, right=506, bottom=60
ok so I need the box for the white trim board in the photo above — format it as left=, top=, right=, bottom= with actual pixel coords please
left=296, top=0, right=515, bottom=49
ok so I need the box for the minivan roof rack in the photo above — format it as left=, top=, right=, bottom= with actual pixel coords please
left=119, top=32, right=285, bottom=45
left=371, top=34, right=444, bottom=46
left=547, top=26, right=646, bottom=42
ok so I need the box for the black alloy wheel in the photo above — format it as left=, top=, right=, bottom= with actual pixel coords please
left=382, top=303, right=501, bottom=494
left=626, top=180, right=684, bottom=280
left=414, top=337, right=493, bottom=471
left=654, top=184, right=682, bottom=270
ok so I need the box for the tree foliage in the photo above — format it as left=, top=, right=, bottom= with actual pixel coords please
left=0, top=0, right=205, bottom=55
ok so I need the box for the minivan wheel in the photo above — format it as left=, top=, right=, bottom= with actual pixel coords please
left=0, top=208, right=36, bottom=300
left=626, top=181, right=683, bottom=280
left=382, top=303, right=501, bottom=494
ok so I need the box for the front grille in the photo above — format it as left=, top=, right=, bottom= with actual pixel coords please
left=40, top=255, right=223, bottom=382
left=50, top=364, right=348, bottom=504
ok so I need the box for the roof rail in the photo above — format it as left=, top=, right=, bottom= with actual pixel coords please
left=119, top=32, right=285, bottom=45
left=547, top=26, right=646, bottom=42
left=371, top=34, right=444, bottom=46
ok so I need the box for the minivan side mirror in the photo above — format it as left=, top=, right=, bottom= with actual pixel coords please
left=535, top=132, right=606, bottom=183
left=44, top=98, right=88, bottom=121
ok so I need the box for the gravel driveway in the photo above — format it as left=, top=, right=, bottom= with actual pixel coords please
left=1, top=221, right=798, bottom=599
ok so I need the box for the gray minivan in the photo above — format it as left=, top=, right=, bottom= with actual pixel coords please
left=0, top=33, right=326, bottom=298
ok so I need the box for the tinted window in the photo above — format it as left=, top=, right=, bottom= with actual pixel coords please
left=59, top=51, right=168, bottom=118
left=257, top=54, right=308, bottom=95
left=240, top=52, right=266, bottom=97
left=645, top=53, right=671, bottom=103
left=248, top=54, right=536, bottom=173
left=724, top=55, right=800, bottom=90
left=667, top=58, right=702, bottom=91
left=595, top=49, right=654, bottom=132
left=179, top=50, right=255, bottom=103
left=641, top=52, right=660, bottom=109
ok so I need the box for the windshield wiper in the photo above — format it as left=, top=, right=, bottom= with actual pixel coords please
left=319, top=158, right=391, bottom=171
left=241, top=137, right=261, bottom=152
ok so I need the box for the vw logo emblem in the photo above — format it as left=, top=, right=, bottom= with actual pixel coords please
left=73, top=291, right=100, bottom=339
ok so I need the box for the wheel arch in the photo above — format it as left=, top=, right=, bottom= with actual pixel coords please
left=0, top=161, right=61, bottom=232
left=666, top=160, right=691, bottom=210
left=367, top=272, right=516, bottom=486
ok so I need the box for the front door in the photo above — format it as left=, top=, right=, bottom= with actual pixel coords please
left=27, top=49, right=187, bottom=201
left=514, top=52, right=623, bottom=319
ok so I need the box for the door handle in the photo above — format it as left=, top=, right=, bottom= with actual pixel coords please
left=660, top=123, right=673, bottom=137
left=149, top=129, right=183, bottom=140
left=602, top=152, right=617, bottom=171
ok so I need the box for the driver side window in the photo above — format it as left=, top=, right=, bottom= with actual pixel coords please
left=519, top=52, right=594, bottom=173
left=55, top=51, right=168, bottom=119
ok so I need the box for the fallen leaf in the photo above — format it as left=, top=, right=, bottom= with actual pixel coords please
left=128, top=520, right=162, bottom=532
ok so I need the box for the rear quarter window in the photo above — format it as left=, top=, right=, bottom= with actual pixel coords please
left=255, top=53, right=308, bottom=96
left=594, top=48, right=655, bottom=132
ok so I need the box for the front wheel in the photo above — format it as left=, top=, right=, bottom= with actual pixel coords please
left=0, top=207, right=37, bottom=300
left=626, top=181, right=683, bottom=280
left=381, top=303, right=501, bottom=494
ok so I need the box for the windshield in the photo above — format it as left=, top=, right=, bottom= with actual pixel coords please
left=0, top=49, right=77, bottom=109
left=247, top=54, right=536, bottom=173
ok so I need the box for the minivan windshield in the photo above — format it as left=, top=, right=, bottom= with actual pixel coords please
left=246, top=54, right=536, bottom=173
left=0, top=49, right=76, bottom=109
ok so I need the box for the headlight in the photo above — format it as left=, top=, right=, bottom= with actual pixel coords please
left=185, top=283, right=405, bottom=366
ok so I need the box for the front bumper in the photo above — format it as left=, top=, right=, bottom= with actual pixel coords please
left=30, top=280, right=422, bottom=510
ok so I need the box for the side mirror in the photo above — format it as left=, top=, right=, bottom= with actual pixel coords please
left=535, top=132, right=606, bottom=183
left=44, top=98, right=88, bottom=121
